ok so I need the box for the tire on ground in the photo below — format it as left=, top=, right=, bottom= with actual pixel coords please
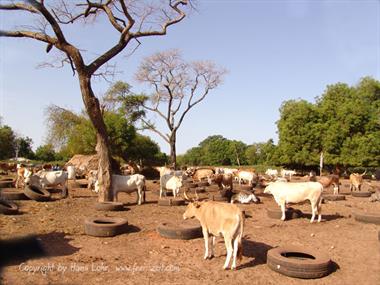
left=158, top=198, right=186, bottom=206
left=0, top=189, right=29, bottom=200
left=184, top=182, right=197, bottom=188
left=209, top=194, right=229, bottom=202
left=95, top=202, right=125, bottom=211
left=266, top=207, right=303, bottom=220
left=322, top=194, right=346, bottom=201
left=24, top=185, right=51, bottom=202
left=267, top=246, right=332, bottom=279
left=157, top=221, right=202, bottom=240
left=197, top=181, right=209, bottom=187
left=352, top=191, right=371, bottom=198
left=0, top=199, right=19, bottom=215
left=354, top=212, right=380, bottom=225
left=84, top=217, right=129, bottom=237
left=0, top=178, right=15, bottom=188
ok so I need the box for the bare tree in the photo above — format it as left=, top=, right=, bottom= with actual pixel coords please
left=129, top=49, right=226, bottom=168
left=0, top=0, right=190, bottom=201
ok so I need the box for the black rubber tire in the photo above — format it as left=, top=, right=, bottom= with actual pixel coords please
left=267, top=246, right=331, bottom=279
left=197, top=181, right=209, bottom=187
left=84, top=217, right=129, bottom=237
left=184, top=182, right=197, bottom=188
left=24, top=185, right=51, bottom=202
left=354, top=212, right=380, bottom=225
left=0, top=199, right=19, bottom=215
left=209, top=194, right=229, bottom=202
left=0, top=188, right=29, bottom=200
left=352, top=191, right=372, bottom=198
left=95, top=202, right=125, bottom=211
left=157, top=220, right=202, bottom=240
left=0, top=178, right=15, bottom=188
left=378, top=230, right=380, bottom=241
left=323, top=194, right=346, bottom=201
left=267, top=207, right=303, bottom=220
left=45, top=186, right=62, bottom=194
left=158, top=198, right=186, bottom=206
left=194, top=187, right=206, bottom=193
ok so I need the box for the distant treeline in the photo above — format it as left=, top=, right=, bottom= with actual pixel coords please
left=178, top=77, right=380, bottom=171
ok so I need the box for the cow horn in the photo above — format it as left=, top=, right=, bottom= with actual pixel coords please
left=183, top=188, right=192, bottom=201
left=194, top=189, right=199, bottom=201
left=361, top=170, right=367, bottom=176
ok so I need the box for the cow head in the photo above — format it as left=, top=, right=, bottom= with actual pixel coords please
left=183, top=201, right=201, bottom=220
left=25, top=174, right=41, bottom=187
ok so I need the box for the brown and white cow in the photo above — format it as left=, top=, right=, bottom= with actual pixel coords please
left=207, top=173, right=233, bottom=190
left=349, top=171, right=366, bottom=191
left=317, top=174, right=340, bottom=195
left=192, top=168, right=214, bottom=182
left=15, top=164, right=33, bottom=189
left=183, top=191, right=245, bottom=270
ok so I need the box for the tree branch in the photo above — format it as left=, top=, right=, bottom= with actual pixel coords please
left=141, top=118, right=170, bottom=143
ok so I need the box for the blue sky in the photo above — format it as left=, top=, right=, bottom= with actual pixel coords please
left=1, top=0, right=379, bottom=155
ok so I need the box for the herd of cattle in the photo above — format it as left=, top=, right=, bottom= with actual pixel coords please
left=2, top=162, right=379, bottom=270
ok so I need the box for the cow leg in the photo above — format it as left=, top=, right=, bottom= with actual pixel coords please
left=159, top=185, right=163, bottom=199
left=137, top=189, right=142, bottom=205
left=61, top=185, right=68, bottom=199
left=223, top=236, right=233, bottom=270
left=231, top=237, right=239, bottom=270
left=317, top=197, right=323, bottom=222
left=280, top=201, right=286, bottom=221
left=203, top=229, right=210, bottom=260
left=209, top=236, right=215, bottom=259
left=310, top=202, right=316, bottom=223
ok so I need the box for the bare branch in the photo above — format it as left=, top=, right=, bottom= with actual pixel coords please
left=0, top=2, right=38, bottom=14
left=141, top=118, right=170, bottom=143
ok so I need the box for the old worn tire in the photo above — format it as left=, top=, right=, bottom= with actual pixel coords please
left=184, top=182, right=197, bottom=188
left=95, top=202, right=125, bottom=211
left=267, top=246, right=331, bottom=279
left=197, top=181, right=209, bottom=187
left=76, top=179, right=89, bottom=188
left=24, top=185, right=51, bottom=202
left=45, top=186, right=62, bottom=194
left=354, top=212, right=380, bottom=225
left=0, top=178, right=15, bottom=188
left=157, top=221, right=202, bottom=240
left=0, top=199, right=19, bottom=215
left=267, top=207, right=303, bottom=220
left=352, top=191, right=371, bottom=198
left=158, top=198, right=186, bottom=206
left=194, top=187, right=206, bottom=193
left=84, top=217, right=128, bottom=237
left=322, top=194, right=346, bottom=201
left=209, top=194, right=229, bottom=202
left=0, top=188, right=29, bottom=200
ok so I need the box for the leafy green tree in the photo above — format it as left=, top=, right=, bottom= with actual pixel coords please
left=35, top=144, right=57, bottom=162
left=0, top=124, right=16, bottom=160
left=15, top=137, right=35, bottom=159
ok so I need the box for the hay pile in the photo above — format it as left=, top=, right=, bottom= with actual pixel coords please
left=65, top=154, right=99, bottom=173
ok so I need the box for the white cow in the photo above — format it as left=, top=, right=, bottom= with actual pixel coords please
left=236, top=170, right=258, bottom=186
left=265, top=168, right=278, bottom=178
left=264, top=181, right=324, bottom=223
left=160, top=174, right=183, bottom=198
left=94, top=174, right=146, bottom=205
left=281, top=169, right=297, bottom=180
left=26, top=170, right=68, bottom=198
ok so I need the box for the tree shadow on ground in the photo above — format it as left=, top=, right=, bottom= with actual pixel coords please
left=238, top=240, right=273, bottom=269
left=0, top=232, right=80, bottom=268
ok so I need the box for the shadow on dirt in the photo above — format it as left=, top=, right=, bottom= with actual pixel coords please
left=38, top=231, right=80, bottom=258
left=239, top=240, right=273, bottom=269
left=302, top=213, right=345, bottom=221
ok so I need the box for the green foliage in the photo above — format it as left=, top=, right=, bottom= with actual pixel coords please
left=15, top=137, right=35, bottom=159
left=276, top=77, right=380, bottom=168
left=34, top=144, right=57, bottom=162
left=245, top=139, right=276, bottom=165
left=0, top=124, right=16, bottom=159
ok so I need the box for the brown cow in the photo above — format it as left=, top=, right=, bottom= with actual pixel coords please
left=207, top=173, right=233, bottom=190
left=350, top=171, right=366, bottom=191
left=183, top=191, right=244, bottom=270
left=316, top=174, right=340, bottom=195
left=192, top=168, right=214, bottom=182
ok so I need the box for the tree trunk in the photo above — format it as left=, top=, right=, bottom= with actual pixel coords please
left=78, top=74, right=112, bottom=202
left=169, top=132, right=177, bottom=169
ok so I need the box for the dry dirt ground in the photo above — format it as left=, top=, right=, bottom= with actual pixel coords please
left=1, top=177, right=379, bottom=285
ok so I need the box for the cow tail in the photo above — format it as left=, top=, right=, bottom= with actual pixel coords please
left=143, top=177, right=146, bottom=203
left=237, top=212, right=245, bottom=261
